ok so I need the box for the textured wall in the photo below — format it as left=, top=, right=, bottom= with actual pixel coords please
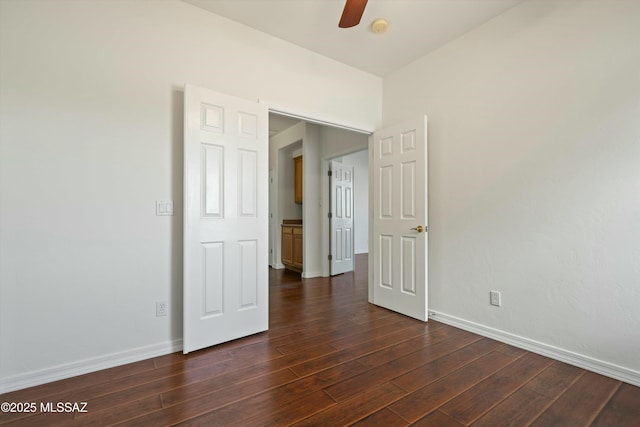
left=384, top=0, right=640, bottom=375
left=0, top=0, right=380, bottom=389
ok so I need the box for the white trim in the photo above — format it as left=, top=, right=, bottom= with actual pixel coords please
left=268, top=108, right=372, bottom=135
left=429, top=310, right=640, bottom=387
left=302, top=270, right=322, bottom=279
left=0, top=339, right=183, bottom=394
left=367, top=137, right=374, bottom=304
left=321, top=159, right=331, bottom=277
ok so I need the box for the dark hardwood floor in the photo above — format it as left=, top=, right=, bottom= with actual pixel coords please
left=1, top=254, right=639, bottom=426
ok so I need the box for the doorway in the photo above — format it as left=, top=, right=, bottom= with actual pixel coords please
left=268, top=113, right=369, bottom=278
left=183, top=86, right=428, bottom=359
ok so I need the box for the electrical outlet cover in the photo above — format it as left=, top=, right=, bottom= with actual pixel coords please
left=490, top=291, right=501, bottom=307
left=156, top=301, right=168, bottom=316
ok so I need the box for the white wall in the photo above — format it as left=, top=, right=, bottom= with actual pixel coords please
left=341, top=150, right=369, bottom=254
left=0, top=0, right=381, bottom=391
left=320, top=127, right=370, bottom=160
left=384, top=0, right=640, bottom=382
left=303, top=125, right=323, bottom=278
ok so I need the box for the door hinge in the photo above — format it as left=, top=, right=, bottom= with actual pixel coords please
left=328, top=170, right=332, bottom=177
left=328, top=254, right=332, bottom=261
left=328, top=212, right=332, bottom=218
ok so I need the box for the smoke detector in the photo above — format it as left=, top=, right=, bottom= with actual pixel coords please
left=371, top=18, right=389, bottom=34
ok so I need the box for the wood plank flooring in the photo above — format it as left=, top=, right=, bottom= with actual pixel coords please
left=1, top=254, right=639, bottom=426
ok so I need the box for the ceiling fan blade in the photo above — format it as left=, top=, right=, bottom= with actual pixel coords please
left=339, top=0, right=368, bottom=28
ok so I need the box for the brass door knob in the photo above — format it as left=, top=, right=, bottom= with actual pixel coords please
left=411, top=225, right=425, bottom=233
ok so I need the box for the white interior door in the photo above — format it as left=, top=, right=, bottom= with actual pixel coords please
left=371, top=116, right=428, bottom=321
left=183, top=84, right=268, bottom=353
left=330, top=161, right=354, bottom=275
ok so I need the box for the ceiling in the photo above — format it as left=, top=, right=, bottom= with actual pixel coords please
left=269, top=113, right=301, bottom=136
left=183, top=0, right=524, bottom=77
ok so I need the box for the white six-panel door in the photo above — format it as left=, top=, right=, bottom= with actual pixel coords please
left=330, top=161, right=355, bottom=275
left=372, top=116, right=428, bottom=321
left=183, top=85, right=268, bottom=353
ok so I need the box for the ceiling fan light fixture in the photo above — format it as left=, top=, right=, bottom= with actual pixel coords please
left=371, top=18, right=389, bottom=34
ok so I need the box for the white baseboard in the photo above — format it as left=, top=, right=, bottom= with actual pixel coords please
left=0, top=339, right=183, bottom=394
left=429, top=310, right=640, bottom=388
left=302, top=270, right=322, bottom=279
left=8, top=313, right=638, bottom=393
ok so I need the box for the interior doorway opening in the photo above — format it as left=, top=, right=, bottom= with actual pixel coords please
left=268, top=112, right=369, bottom=279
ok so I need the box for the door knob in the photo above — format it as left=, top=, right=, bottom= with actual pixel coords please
left=411, top=225, right=425, bottom=233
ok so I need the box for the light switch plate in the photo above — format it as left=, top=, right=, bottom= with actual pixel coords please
left=156, top=200, right=173, bottom=216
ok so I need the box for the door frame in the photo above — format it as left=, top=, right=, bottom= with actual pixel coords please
left=271, top=135, right=303, bottom=272
left=269, top=168, right=275, bottom=267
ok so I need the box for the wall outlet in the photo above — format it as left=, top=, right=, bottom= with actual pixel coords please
left=490, top=291, right=501, bottom=307
left=156, top=301, right=168, bottom=317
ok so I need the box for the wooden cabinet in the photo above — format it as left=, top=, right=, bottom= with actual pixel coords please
left=292, top=226, right=303, bottom=269
left=282, top=224, right=303, bottom=272
left=281, top=227, right=293, bottom=266
left=294, top=155, right=303, bottom=204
